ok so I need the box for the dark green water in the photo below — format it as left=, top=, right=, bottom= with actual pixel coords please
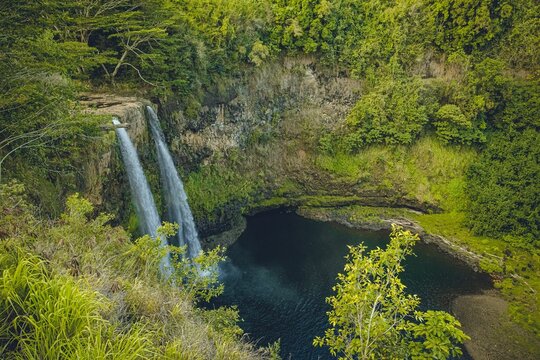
left=213, top=211, right=492, bottom=359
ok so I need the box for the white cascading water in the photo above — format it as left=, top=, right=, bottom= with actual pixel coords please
left=112, top=117, right=172, bottom=278
left=146, top=107, right=203, bottom=259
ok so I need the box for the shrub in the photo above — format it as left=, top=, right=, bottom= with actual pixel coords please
left=466, top=128, right=540, bottom=245
left=433, top=104, right=485, bottom=144
left=345, top=77, right=428, bottom=150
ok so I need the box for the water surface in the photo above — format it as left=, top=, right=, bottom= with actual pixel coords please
left=213, top=211, right=492, bottom=359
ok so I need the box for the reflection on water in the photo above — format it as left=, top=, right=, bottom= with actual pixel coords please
left=211, top=211, right=492, bottom=359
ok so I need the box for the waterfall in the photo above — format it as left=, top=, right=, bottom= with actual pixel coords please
left=112, top=117, right=172, bottom=278
left=146, top=107, right=203, bottom=260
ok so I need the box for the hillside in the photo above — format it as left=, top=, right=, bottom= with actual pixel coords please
left=1, top=0, right=539, bottom=359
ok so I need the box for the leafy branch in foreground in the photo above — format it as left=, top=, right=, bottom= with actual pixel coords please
left=314, top=225, right=468, bottom=360
left=123, top=219, right=225, bottom=302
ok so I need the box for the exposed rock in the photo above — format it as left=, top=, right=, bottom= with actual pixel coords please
left=80, top=94, right=154, bottom=217
left=81, top=93, right=152, bottom=146
left=452, top=292, right=540, bottom=360
left=160, top=57, right=362, bottom=173
left=295, top=206, right=482, bottom=270
left=202, top=215, right=247, bottom=249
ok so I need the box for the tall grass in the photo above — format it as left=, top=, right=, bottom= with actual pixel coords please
left=0, top=186, right=275, bottom=360
left=0, top=249, right=155, bottom=359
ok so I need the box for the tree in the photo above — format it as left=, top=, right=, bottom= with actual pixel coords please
left=314, top=226, right=469, bottom=359
left=466, top=129, right=540, bottom=245
left=344, top=76, right=429, bottom=150
left=101, top=0, right=173, bottom=84
left=433, top=104, right=483, bottom=144
left=428, top=0, right=514, bottom=54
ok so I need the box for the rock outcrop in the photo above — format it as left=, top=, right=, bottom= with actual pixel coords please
left=160, top=57, right=361, bottom=173
left=80, top=94, right=155, bottom=220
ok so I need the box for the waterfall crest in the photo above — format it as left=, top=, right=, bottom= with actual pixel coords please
left=113, top=117, right=172, bottom=277
left=146, top=107, right=203, bottom=259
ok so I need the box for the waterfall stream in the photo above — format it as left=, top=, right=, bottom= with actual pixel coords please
left=113, top=117, right=172, bottom=277
left=146, top=107, right=203, bottom=259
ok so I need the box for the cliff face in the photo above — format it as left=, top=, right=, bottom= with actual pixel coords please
left=153, top=57, right=367, bottom=238
left=160, top=57, right=361, bottom=172
left=81, top=59, right=438, bottom=239
left=153, top=57, right=441, bottom=240
left=81, top=94, right=155, bottom=221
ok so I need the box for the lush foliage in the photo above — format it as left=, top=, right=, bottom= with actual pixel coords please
left=289, top=0, right=540, bottom=251
left=184, top=160, right=262, bottom=220
left=314, top=226, right=468, bottom=359
left=466, top=129, right=540, bottom=245
left=344, top=77, right=428, bottom=149
left=316, top=136, right=476, bottom=211
left=0, top=184, right=274, bottom=359
left=0, top=251, right=154, bottom=359
left=1, top=0, right=539, bottom=355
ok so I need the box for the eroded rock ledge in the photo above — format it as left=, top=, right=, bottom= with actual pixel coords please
left=295, top=205, right=483, bottom=270
left=81, top=93, right=155, bottom=219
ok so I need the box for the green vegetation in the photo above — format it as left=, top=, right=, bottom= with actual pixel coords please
left=410, top=212, right=540, bottom=336
left=467, top=128, right=539, bottom=245
left=316, top=137, right=476, bottom=211
left=0, top=183, right=274, bottom=359
left=184, top=161, right=262, bottom=220
left=344, top=77, right=428, bottom=149
left=1, top=0, right=539, bottom=357
left=314, top=226, right=468, bottom=359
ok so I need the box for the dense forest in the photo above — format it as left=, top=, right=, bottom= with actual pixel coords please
left=1, top=0, right=539, bottom=359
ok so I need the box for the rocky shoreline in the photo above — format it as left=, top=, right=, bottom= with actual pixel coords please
left=295, top=205, right=485, bottom=271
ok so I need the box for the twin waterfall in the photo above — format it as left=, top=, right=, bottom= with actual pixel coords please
left=113, top=109, right=202, bottom=278
left=146, top=107, right=202, bottom=259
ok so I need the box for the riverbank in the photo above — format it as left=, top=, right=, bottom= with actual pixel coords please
left=452, top=291, right=540, bottom=359
left=289, top=204, right=540, bottom=359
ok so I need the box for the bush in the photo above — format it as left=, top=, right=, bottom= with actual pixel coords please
left=345, top=77, right=429, bottom=150
left=466, top=128, right=540, bottom=245
left=429, top=0, right=514, bottom=54
left=493, top=79, right=540, bottom=130
left=433, top=104, right=485, bottom=144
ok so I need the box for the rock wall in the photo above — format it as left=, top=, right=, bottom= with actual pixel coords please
left=81, top=94, right=155, bottom=221
left=79, top=59, right=440, bottom=241
left=153, top=57, right=438, bottom=239
left=159, top=57, right=361, bottom=172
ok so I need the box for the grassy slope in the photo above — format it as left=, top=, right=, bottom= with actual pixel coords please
left=315, top=136, right=477, bottom=212
left=0, top=187, right=275, bottom=359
